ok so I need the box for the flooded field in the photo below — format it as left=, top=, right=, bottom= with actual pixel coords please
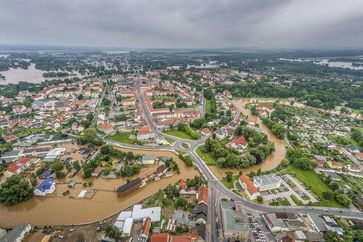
left=0, top=148, right=198, bottom=227
left=209, top=99, right=287, bottom=180
left=0, top=63, right=84, bottom=85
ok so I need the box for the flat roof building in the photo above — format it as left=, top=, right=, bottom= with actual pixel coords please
left=253, top=173, right=281, bottom=191
left=220, top=200, right=249, bottom=242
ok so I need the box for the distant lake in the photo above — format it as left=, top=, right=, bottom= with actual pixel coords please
left=0, top=63, right=84, bottom=85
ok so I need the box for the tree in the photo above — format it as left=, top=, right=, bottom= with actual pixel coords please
left=73, top=160, right=81, bottom=171
left=51, top=161, right=64, bottom=171
left=323, top=191, right=334, bottom=200
left=225, top=171, right=233, bottom=183
left=78, top=128, right=103, bottom=146
left=104, top=224, right=122, bottom=241
left=0, top=175, right=34, bottom=205
left=256, top=196, right=263, bottom=203
left=336, top=194, right=352, bottom=207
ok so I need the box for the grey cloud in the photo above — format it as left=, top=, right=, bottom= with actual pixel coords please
left=0, top=0, right=362, bottom=49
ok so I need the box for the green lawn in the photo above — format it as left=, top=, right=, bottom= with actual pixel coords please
left=106, top=132, right=138, bottom=144
left=290, top=194, right=304, bottom=206
left=205, top=99, right=213, bottom=113
left=164, top=130, right=195, bottom=140
left=165, top=137, right=175, bottom=145
left=196, top=146, right=217, bottom=166
left=280, top=167, right=344, bottom=208
left=270, top=198, right=291, bottom=206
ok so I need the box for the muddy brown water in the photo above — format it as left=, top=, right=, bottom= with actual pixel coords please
left=209, top=99, right=287, bottom=179
left=0, top=148, right=198, bottom=227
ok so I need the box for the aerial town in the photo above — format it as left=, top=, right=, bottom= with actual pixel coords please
left=0, top=48, right=362, bottom=242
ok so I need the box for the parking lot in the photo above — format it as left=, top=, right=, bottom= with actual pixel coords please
left=247, top=212, right=270, bottom=242
left=260, top=174, right=317, bottom=206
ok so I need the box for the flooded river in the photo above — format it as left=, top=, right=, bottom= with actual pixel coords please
left=209, top=99, right=287, bottom=179
left=0, top=148, right=198, bottom=227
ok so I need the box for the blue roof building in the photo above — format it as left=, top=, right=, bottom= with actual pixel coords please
left=34, top=178, right=56, bottom=196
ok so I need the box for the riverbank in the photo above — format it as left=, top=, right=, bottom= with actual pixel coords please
left=0, top=148, right=198, bottom=228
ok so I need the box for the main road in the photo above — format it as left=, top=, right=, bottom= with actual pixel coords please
left=130, top=81, right=363, bottom=241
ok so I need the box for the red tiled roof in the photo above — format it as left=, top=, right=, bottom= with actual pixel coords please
left=138, top=126, right=151, bottom=133
left=179, top=179, right=187, bottom=190
left=356, top=153, right=363, bottom=161
left=151, top=233, right=169, bottom=242
left=7, top=157, right=31, bottom=173
left=201, top=128, right=210, bottom=134
left=198, top=185, right=208, bottom=204
left=142, top=217, right=151, bottom=237
left=171, top=236, right=191, bottom=242
left=232, top=135, right=247, bottom=145
left=240, top=175, right=258, bottom=195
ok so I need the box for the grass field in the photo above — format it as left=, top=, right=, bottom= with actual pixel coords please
left=280, top=167, right=343, bottom=208
left=205, top=99, right=213, bottom=113
left=106, top=132, right=138, bottom=144
left=196, top=146, right=217, bottom=166
left=164, top=130, right=195, bottom=140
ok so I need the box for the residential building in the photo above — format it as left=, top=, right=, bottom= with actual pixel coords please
left=197, top=185, right=208, bottom=205
left=117, top=178, right=143, bottom=197
left=137, top=126, right=155, bottom=141
left=0, top=224, right=31, bottom=242
left=34, top=178, right=56, bottom=196
left=230, top=135, right=248, bottom=151
left=141, top=154, right=156, bottom=165
left=239, top=175, right=260, bottom=199
left=4, top=157, right=32, bottom=178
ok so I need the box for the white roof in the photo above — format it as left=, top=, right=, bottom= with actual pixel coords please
left=132, top=204, right=143, bottom=214
left=116, top=211, right=132, bottom=221
left=132, top=207, right=161, bottom=222
left=122, top=218, right=133, bottom=234
left=78, top=190, right=87, bottom=199
left=45, top=148, right=65, bottom=159
left=114, top=220, right=124, bottom=230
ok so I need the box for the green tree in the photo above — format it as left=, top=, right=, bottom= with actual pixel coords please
left=336, top=194, right=352, bottom=207
left=51, top=161, right=64, bottom=171
left=0, top=176, right=34, bottom=205
left=225, top=171, right=233, bottom=183
left=256, top=196, right=263, bottom=203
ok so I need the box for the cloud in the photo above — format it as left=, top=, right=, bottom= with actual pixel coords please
left=0, top=0, right=362, bottom=49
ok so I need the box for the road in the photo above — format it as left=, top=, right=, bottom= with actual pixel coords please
left=129, top=81, right=363, bottom=241
left=91, top=81, right=108, bottom=128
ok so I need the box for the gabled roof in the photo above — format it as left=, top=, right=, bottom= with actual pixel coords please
left=198, top=185, right=208, bottom=204
left=151, top=233, right=169, bottom=242
left=7, top=156, right=31, bottom=173
left=232, top=135, right=247, bottom=145
left=240, top=175, right=258, bottom=195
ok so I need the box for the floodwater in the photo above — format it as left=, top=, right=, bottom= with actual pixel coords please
left=314, top=59, right=363, bottom=70
left=209, top=99, right=287, bottom=179
left=0, top=148, right=198, bottom=227
left=0, top=63, right=83, bottom=85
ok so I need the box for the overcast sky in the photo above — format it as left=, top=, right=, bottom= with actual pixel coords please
left=0, top=0, right=363, bottom=49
